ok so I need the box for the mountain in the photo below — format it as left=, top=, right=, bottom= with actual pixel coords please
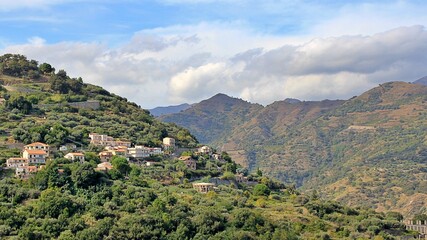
left=0, top=54, right=413, bottom=239
left=161, top=82, right=427, bottom=216
left=149, top=103, right=191, bottom=117
left=413, top=76, right=427, bottom=86
left=160, top=93, right=263, bottom=144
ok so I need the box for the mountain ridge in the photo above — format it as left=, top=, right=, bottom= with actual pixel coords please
left=160, top=81, right=427, bottom=216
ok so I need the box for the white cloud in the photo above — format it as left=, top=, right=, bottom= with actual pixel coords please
left=2, top=23, right=427, bottom=109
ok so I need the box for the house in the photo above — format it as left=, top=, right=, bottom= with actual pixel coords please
left=179, top=156, right=197, bottom=170
left=128, top=145, right=150, bottom=159
left=89, top=133, right=131, bottom=147
left=163, top=137, right=175, bottom=149
left=235, top=174, right=248, bottom=183
left=110, top=148, right=127, bottom=157
left=147, top=147, right=163, bottom=156
left=89, top=133, right=114, bottom=145
left=99, top=151, right=113, bottom=162
left=198, top=146, right=211, bottom=154
left=16, top=165, right=38, bottom=179
left=59, top=144, right=77, bottom=151
left=212, top=153, right=221, bottom=160
left=6, top=158, right=28, bottom=168
left=23, top=149, right=47, bottom=164
left=95, top=162, right=113, bottom=171
left=64, top=152, right=85, bottom=162
left=193, top=183, right=215, bottom=193
left=24, top=142, right=50, bottom=156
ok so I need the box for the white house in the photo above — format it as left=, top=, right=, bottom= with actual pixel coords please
left=198, top=146, right=211, bottom=154
left=23, top=149, right=48, bottom=164
left=6, top=158, right=28, bottom=168
left=163, top=137, right=175, bottom=149
left=24, top=142, right=50, bottom=156
left=128, top=145, right=150, bottom=159
left=64, top=152, right=85, bottom=162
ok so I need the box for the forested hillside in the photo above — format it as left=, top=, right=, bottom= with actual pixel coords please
left=0, top=53, right=197, bottom=152
left=160, top=82, right=427, bottom=216
left=0, top=54, right=417, bottom=239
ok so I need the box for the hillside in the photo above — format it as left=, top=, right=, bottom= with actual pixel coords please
left=0, top=54, right=417, bottom=239
left=160, top=82, right=427, bottom=216
left=160, top=93, right=263, bottom=144
left=0, top=54, right=198, bottom=154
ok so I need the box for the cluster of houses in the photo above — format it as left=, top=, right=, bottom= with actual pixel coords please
left=6, top=142, right=88, bottom=178
left=90, top=134, right=174, bottom=162
left=4, top=134, right=178, bottom=178
left=4, top=134, right=249, bottom=193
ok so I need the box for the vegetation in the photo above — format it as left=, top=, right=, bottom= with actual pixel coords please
left=160, top=82, right=427, bottom=216
left=0, top=54, right=197, bottom=149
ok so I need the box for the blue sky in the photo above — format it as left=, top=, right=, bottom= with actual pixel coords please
left=1, top=0, right=427, bottom=108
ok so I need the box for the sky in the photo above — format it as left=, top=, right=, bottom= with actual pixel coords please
left=1, top=0, right=427, bottom=108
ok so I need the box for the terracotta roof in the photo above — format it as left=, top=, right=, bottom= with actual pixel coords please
left=24, top=149, right=47, bottom=155
left=96, top=162, right=113, bottom=170
left=25, top=142, right=49, bottom=147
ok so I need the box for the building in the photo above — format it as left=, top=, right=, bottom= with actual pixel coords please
left=163, top=137, right=175, bottom=149
left=6, top=158, right=28, bottom=168
left=23, top=149, right=48, bottom=164
left=64, top=152, right=85, bottom=162
left=24, top=142, right=50, bottom=156
left=212, top=153, right=221, bottom=160
left=179, top=156, right=197, bottom=170
left=99, top=151, right=113, bottom=162
left=193, top=183, right=215, bottom=193
left=16, top=166, right=38, bottom=179
left=89, top=133, right=131, bottom=147
left=95, top=162, right=113, bottom=171
left=198, top=146, right=211, bottom=154
left=128, top=145, right=150, bottom=159
left=235, top=174, right=248, bottom=183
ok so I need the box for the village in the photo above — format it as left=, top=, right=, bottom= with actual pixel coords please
left=5, top=133, right=252, bottom=193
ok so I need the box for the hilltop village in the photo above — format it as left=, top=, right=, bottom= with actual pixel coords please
left=5, top=134, right=255, bottom=192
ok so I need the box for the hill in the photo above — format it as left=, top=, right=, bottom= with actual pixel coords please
left=160, top=93, right=263, bottom=144
left=0, top=54, right=198, bottom=152
left=0, top=54, right=416, bottom=239
left=160, top=82, right=427, bottom=216
left=149, top=103, right=191, bottom=117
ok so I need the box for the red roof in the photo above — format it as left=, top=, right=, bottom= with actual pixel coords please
left=24, top=149, right=47, bottom=155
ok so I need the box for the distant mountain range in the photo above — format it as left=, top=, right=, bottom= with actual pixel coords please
left=160, top=81, right=427, bottom=216
left=149, top=103, right=191, bottom=117
left=414, top=76, right=427, bottom=86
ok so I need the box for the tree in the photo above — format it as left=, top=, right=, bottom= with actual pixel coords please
left=5, top=96, right=32, bottom=114
left=39, top=63, right=55, bottom=74
left=72, top=162, right=98, bottom=188
left=111, top=156, right=131, bottom=176
left=253, top=184, right=270, bottom=196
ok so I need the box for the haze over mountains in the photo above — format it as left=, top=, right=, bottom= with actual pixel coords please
left=149, top=103, right=191, bottom=117
left=160, top=80, right=427, bottom=216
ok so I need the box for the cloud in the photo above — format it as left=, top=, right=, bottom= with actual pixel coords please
left=3, top=24, right=427, bottom=109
